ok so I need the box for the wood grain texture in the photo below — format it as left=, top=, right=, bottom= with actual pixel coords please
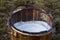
left=10, top=27, right=52, bottom=40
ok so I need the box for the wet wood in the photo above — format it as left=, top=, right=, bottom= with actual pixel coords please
left=10, top=27, right=52, bottom=40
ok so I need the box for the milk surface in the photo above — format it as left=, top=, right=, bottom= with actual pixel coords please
left=14, top=21, right=51, bottom=33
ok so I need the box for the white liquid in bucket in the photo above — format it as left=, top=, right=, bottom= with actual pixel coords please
left=14, top=21, right=51, bottom=33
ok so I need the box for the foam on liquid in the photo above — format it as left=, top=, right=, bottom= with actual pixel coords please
left=14, top=21, right=51, bottom=33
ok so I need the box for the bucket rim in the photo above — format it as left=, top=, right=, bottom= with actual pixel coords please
left=9, top=8, right=52, bottom=34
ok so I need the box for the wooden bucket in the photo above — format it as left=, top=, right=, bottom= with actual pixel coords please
left=9, top=8, right=53, bottom=40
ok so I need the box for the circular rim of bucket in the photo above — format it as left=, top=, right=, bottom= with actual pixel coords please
left=9, top=8, right=52, bottom=34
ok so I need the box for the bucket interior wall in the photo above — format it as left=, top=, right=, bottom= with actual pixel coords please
left=10, top=8, right=46, bottom=25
